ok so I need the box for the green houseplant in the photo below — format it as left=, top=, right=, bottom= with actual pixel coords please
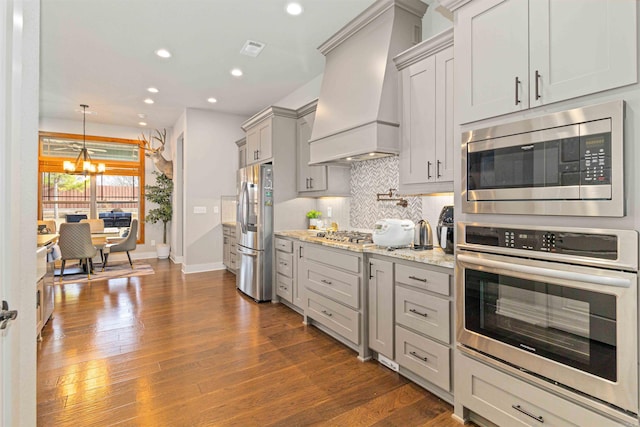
left=145, top=171, right=173, bottom=258
left=306, top=209, right=322, bottom=229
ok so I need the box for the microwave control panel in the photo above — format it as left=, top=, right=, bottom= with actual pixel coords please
left=465, top=226, right=617, bottom=260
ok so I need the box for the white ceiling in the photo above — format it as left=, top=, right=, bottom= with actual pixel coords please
left=40, top=0, right=376, bottom=130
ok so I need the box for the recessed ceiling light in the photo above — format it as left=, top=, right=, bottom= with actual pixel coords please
left=155, top=48, right=171, bottom=58
left=137, top=113, right=146, bottom=118
left=139, top=122, right=147, bottom=126
left=147, top=87, right=159, bottom=93
left=286, top=2, right=303, bottom=15
left=346, top=157, right=353, bottom=161
left=207, top=97, right=218, bottom=103
left=231, top=68, right=243, bottom=77
left=369, top=152, right=376, bottom=156
left=144, top=98, right=154, bottom=104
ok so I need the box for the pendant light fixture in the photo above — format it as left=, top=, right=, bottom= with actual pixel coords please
left=62, top=104, right=106, bottom=175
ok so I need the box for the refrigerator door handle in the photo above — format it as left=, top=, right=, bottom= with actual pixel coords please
left=237, top=246, right=257, bottom=257
left=239, top=181, right=248, bottom=234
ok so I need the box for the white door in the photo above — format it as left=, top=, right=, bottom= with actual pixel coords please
left=1, top=0, right=39, bottom=425
left=529, top=0, right=637, bottom=108
left=456, top=0, right=529, bottom=124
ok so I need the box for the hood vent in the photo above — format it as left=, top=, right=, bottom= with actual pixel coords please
left=308, top=0, right=428, bottom=165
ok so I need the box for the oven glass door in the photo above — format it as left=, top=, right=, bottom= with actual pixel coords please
left=464, top=266, right=616, bottom=381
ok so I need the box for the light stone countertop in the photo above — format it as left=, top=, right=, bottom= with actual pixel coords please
left=275, top=230, right=454, bottom=269
left=222, top=222, right=237, bottom=227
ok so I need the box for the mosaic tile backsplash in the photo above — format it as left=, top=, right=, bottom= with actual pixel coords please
left=350, top=156, right=422, bottom=229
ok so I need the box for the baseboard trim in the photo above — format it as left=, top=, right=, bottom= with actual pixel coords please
left=182, top=262, right=225, bottom=274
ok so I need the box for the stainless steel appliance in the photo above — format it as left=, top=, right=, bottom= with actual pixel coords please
left=236, top=164, right=274, bottom=302
left=413, top=219, right=433, bottom=250
left=456, top=222, right=638, bottom=414
left=437, top=205, right=453, bottom=254
left=462, top=100, right=624, bottom=216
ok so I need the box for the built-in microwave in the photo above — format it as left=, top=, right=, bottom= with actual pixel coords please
left=462, top=101, right=624, bottom=216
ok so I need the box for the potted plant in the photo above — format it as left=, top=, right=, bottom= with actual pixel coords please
left=145, top=171, right=173, bottom=259
left=306, top=210, right=322, bottom=229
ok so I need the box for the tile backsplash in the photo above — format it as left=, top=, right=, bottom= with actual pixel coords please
left=350, top=156, right=423, bottom=229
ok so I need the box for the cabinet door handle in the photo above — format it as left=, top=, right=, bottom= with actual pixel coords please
left=309, top=177, right=313, bottom=189
left=305, top=178, right=309, bottom=189
left=369, top=262, right=374, bottom=280
left=427, top=161, right=432, bottom=179
left=321, top=310, right=333, bottom=317
left=299, top=246, right=303, bottom=259
left=436, top=160, right=442, bottom=178
left=409, top=351, right=428, bottom=362
left=409, top=308, right=428, bottom=318
left=515, top=76, right=521, bottom=105
left=535, top=70, right=541, bottom=100
left=256, top=149, right=260, bottom=159
left=320, top=279, right=333, bottom=285
left=512, top=405, right=544, bottom=423
left=408, top=275, right=427, bottom=283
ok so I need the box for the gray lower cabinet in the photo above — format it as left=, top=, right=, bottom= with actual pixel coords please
left=223, top=225, right=237, bottom=273
left=368, top=258, right=394, bottom=360
left=275, top=237, right=304, bottom=312
left=367, top=256, right=453, bottom=402
left=301, top=242, right=368, bottom=360
left=456, top=353, right=623, bottom=427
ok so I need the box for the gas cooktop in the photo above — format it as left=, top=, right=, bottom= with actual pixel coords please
left=316, top=230, right=374, bottom=244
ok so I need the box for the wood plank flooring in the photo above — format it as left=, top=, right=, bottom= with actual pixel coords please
left=37, top=259, right=464, bottom=426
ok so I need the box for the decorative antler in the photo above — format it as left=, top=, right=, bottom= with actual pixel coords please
left=139, top=128, right=173, bottom=179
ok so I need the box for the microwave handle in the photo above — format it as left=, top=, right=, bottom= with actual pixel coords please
left=457, top=254, right=632, bottom=288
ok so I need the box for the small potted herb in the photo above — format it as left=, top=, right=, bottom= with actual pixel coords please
left=306, top=210, right=322, bottom=229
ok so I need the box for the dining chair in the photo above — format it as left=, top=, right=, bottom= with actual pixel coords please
left=37, top=219, right=57, bottom=233
left=57, top=222, right=98, bottom=282
left=102, top=219, right=138, bottom=271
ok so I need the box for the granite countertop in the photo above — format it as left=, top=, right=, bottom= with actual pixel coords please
left=222, top=222, right=237, bottom=227
left=275, top=230, right=454, bottom=269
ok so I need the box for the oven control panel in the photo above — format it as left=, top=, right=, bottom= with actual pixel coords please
left=465, top=226, right=617, bottom=260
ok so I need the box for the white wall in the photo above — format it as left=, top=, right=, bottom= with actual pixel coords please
left=182, top=108, right=245, bottom=273
left=274, top=73, right=323, bottom=109
left=422, top=0, right=454, bottom=39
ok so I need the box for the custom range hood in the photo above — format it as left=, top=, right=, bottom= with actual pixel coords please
left=308, top=0, right=428, bottom=164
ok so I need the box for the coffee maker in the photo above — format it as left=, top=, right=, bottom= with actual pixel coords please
left=437, top=205, right=454, bottom=254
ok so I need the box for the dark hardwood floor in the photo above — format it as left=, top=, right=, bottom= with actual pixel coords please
left=37, top=259, right=464, bottom=426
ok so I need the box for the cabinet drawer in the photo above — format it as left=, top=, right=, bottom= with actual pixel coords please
left=230, top=252, right=237, bottom=268
left=395, top=286, right=450, bottom=344
left=276, top=274, right=292, bottom=303
left=276, top=251, right=293, bottom=278
left=275, top=238, right=293, bottom=253
left=305, top=244, right=361, bottom=274
left=304, top=261, right=359, bottom=309
left=395, top=326, right=450, bottom=391
left=395, top=264, right=450, bottom=296
left=457, top=354, right=622, bottom=427
left=306, top=290, right=360, bottom=344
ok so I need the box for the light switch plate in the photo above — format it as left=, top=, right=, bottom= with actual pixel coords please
left=213, top=206, right=219, bottom=214
left=193, top=206, right=207, bottom=214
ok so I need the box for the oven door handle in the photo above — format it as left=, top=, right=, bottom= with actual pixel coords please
left=457, top=254, right=632, bottom=288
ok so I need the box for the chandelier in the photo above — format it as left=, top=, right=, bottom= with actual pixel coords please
left=62, top=104, right=106, bottom=175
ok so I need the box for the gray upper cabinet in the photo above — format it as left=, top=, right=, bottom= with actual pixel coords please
left=296, top=100, right=350, bottom=197
left=455, top=0, right=637, bottom=124
left=394, top=29, right=454, bottom=195
left=246, top=119, right=272, bottom=164
left=242, top=106, right=298, bottom=166
left=235, top=137, right=246, bottom=169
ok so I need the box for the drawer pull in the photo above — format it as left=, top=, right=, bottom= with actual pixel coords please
left=320, top=279, right=333, bottom=285
left=408, top=275, right=427, bottom=283
left=512, top=405, right=544, bottom=423
left=280, top=262, right=288, bottom=266
left=409, top=351, right=428, bottom=362
left=409, top=308, right=428, bottom=318
left=279, top=285, right=288, bottom=291
left=321, top=310, right=333, bottom=317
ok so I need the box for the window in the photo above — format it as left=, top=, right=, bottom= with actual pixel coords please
left=38, top=132, right=145, bottom=242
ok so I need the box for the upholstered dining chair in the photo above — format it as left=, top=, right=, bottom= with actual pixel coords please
left=80, top=218, right=105, bottom=234
left=57, top=222, right=98, bottom=282
left=102, top=219, right=138, bottom=271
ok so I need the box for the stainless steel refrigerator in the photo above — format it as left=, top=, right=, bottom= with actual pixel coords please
left=236, top=163, right=273, bottom=302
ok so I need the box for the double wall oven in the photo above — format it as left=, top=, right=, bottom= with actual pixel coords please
left=457, top=100, right=639, bottom=418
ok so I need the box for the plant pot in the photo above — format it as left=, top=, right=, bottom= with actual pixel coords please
left=308, top=218, right=319, bottom=229
left=156, top=243, right=170, bottom=259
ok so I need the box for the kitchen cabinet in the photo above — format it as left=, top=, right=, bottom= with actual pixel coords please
left=275, top=237, right=305, bottom=312
left=367, top=258, right=394, bottom=360
left=456, top=352, right=624, bottom=427
left=394, top=29, right=454, bottom=194
left=242, top=106, right=297, bottom=166
left=296, top=101, right=350, bottom=196
left=222, top=224, right=237, bottom=273
left=235, top=137, right=246, bottom=169
left=455, top=0, right=637, bottom=124
left=300, top=242, right=368, bottom=360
